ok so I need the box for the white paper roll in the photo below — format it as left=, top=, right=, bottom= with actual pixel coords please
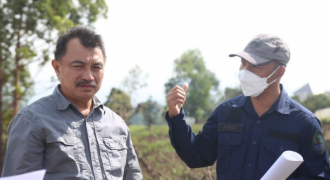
left=261, top=151, right=303, bottom=180
left=0, top=170, right=46, bottom=180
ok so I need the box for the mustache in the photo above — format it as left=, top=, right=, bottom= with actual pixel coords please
left=76, top=80, right=97, bottom=87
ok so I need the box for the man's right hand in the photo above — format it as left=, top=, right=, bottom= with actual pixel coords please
left=167, top=83, right=189, bottom=118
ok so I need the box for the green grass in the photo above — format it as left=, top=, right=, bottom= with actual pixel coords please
left=130, top=124, right=204, bottom=137
left=128, top=124, right=216, bottom=180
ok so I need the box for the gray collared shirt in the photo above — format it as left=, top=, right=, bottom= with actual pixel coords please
left=2, top=85, right=143, bottom=180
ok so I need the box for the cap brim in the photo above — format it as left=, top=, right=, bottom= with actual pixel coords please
left=229, top=51, right=272, bottom=66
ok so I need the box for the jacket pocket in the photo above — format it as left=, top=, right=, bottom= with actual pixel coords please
left=217, top=132, right=243, bottom=174
left=262, top=138, right=299, bottom=166
left=218, top=132, right=243, bottom=146
left=257, top=138, right=299, bottom=178
left=103, top=137, right=128, bottom=179
left=263, top=138, right=298, bottom=154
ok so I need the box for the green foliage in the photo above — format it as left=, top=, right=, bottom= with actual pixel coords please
left=320, top=118, right=330, bottom=125
left=129, top=124, right=204, bottom=136
left=220, top=86, right=243, bottom=102
left=291, top=95, right=301, bottom=104
left=129, top=98, right=165, bottom=126
left=165, top=49, right=220, bottom=123
left=140, top=98, right=164, bottom=127
left=300, top=94, right=330, bottom=113
left=105, top=66, right=150, bottom=125
left=0, top=0, right=108, bottom=70
left=104, top=88, right=132, bottom=122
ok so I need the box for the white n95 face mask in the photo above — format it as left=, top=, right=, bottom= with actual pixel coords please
left=239, top=66, right=279, bottom=97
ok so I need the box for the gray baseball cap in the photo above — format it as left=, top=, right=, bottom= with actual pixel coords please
left=229, top=34, right=290, bottom=66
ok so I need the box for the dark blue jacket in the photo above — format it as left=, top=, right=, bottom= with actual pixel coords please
left=165, top=85, right=330, bottom=180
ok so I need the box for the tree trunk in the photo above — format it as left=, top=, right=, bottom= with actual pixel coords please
left=13, top=54, right=20, bottom=117
left=0, top=36, right=5, bottom=174
left=12, top=5, right=23, bottom=118
left=0, top=69, right=4, bottom=175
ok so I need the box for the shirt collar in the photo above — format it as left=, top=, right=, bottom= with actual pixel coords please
left=52, top=84, right=104, bottom=110
left=273, top=84, right=290, bottom=114
left=92, top=96, right=104, bottom=110
left=52, top=85, right=71, bottom=110
left=229, top=95, right=246, bottom=108
left=230, top=84, right=290, bottom=115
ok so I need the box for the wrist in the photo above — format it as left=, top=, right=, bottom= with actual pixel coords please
left=168, top=111, right=178, bottom=118
left=168, top=108, right=183, bottom=118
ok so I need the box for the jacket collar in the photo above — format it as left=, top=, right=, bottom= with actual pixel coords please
left=231, top=84, right=290, bottom=115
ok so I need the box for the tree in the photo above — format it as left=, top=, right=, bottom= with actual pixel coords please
left=220, top=86, right=243, bottom=102
left=140, top=98, right=163, bottom=129
left=105, top=66, right=148, bottom=124
left=0, top=0, right=108, bottom=172
left=121, top=65, right=148, bottom=102
left=300, top=94, right=330, bottom=113
left=130, top=98, right=164, bottom=132
left=104, top=88, right=132, bottom=123
left=165, top=49, right=219, bottom=123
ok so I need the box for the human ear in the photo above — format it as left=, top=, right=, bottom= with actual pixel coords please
left=51, top=60, right=61, bottom=79
left=277, top=66, right=286, bottom=78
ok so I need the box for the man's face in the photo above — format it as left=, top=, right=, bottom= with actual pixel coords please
left=52, top=38, right=105, bottom=101
left=239, top=59, right=279, bottom=84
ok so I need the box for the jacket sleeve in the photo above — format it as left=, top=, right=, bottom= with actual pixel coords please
left=2, top=109, right=45, bottom=177
left=123, top=128, right=143, bottom=180
left=287, top=116, right=330, bottom=180
left=165, top=108, right=219, bottom=168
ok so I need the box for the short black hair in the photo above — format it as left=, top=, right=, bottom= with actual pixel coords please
left=54, top=26, right=106, bottom=61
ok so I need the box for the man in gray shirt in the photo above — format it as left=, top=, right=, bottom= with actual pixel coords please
left=2, top=26, right=143, bottom=180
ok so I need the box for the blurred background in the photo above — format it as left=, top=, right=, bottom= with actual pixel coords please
left=1, top=0, right=330, bottom=179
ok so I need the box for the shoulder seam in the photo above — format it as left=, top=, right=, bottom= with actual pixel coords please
left=24, top=105, right=44, bottom=137
left=289, top=99, right=315, bottom=118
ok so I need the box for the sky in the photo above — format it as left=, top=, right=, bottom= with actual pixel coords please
left=29, top=0, right=330, bottom=106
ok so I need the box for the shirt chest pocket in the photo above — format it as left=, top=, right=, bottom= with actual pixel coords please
left=46, top=135, right=76, bottom=156
left=103, top=137, right=128, bottom=179
left=45, top=135, right=80, bottom=173
left=263, top=130, right=300, bottom=155
left=217, top=132, right=244, bottom=173
left=259, top=138, right=300, bottom=176
left=263, top=138, right=299, bottom=162
left=264, top=139, right=299, bottom=154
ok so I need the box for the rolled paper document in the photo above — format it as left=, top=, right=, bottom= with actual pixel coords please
left=0, top=170, right=46, bottom=180
left=261, top=151, right=303, bottom=180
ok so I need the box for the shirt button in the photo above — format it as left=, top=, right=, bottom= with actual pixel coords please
left=257, top=120, right=260, bottom=124
left=252, top=141, right=256, bottom=144
left=280, top=147, right=283, bottom=151
left=248, top=164, right=252, bottom=167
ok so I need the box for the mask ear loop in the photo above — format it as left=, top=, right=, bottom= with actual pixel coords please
left=267, top=66, right=280, bottom=85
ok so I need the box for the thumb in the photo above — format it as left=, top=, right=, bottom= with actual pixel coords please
left=182, top=83, right=189, bottom=92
